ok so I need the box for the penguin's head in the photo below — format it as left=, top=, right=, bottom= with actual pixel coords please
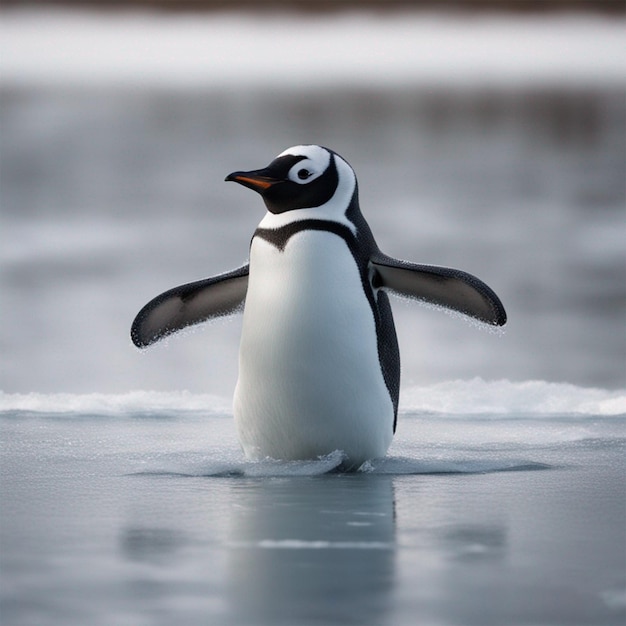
left=226, top=145, right=356, bottom=216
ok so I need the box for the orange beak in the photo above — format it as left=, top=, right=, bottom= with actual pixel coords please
left=225, top=170, right=279, bottom=194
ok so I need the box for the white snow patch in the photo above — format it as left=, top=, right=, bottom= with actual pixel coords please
left=2, top=9, right=624, bottom=89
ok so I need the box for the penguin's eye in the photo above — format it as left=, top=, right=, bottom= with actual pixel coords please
left=287, top=155, right=327, bottom=185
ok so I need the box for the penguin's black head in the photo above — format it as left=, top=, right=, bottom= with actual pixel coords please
left=226, top=145, right=342, bottom=214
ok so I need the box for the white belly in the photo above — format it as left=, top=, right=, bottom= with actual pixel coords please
left=234, top=230, right=394, bottom=466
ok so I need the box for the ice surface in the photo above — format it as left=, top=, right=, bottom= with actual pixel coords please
left=0, top=389, right=232, bottom=416
left=1, top=402, right=625, bottom=626
left=400, top=378, right=626, bottom=416
left=1, top=382, right=624, bottom=482
left=2, top=379, right=624, bottom=417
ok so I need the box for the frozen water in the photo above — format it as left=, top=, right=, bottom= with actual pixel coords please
left=1, top=388, right=625, bottom=626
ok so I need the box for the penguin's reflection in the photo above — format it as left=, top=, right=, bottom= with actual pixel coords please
left=225, top=474, right=396, bottom=626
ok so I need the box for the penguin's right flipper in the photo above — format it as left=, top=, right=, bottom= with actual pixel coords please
left=131, top=264, right=249, bottom=348
left=372, top=255, right=507, bottom=327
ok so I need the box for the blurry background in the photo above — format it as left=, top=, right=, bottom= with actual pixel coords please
left=1, top=1, right=625, bottom=397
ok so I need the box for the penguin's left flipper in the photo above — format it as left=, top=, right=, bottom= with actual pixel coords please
left=372, top=255, right=507, bottom=327
left=131, top=264, right=249, bottom=348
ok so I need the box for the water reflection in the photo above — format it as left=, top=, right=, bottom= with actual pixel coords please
left=440, top=524, right=507, bottom=563
left=121, top=526, right=186, bottom=564
left=225, top=475, right=396, bottom=626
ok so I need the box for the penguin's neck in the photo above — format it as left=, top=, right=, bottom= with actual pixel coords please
left=253, top=219, right=355, bottom=253
left=251, top=189, right=379, bottom=260
left=257, top=206, right=356, bottom=235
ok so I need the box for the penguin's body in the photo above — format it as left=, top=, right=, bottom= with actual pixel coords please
left=236, top=227, right=395, bottom=463
left=131, top=145, right=506, bottom=467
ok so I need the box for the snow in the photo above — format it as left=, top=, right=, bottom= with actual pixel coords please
left=2, top=9, right=625, bottom=89
left=1, top=379, right=624, bottom=417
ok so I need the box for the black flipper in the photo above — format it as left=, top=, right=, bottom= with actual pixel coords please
left=131, top=264, right=249, bottom=348
left=371, top=254, right=507, bottom=327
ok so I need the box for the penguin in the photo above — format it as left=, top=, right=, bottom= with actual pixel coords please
left=131, top=145, right=506, bottom=468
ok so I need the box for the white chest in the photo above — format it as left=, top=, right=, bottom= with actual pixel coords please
left=233, top=229, right=394, bottom=465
